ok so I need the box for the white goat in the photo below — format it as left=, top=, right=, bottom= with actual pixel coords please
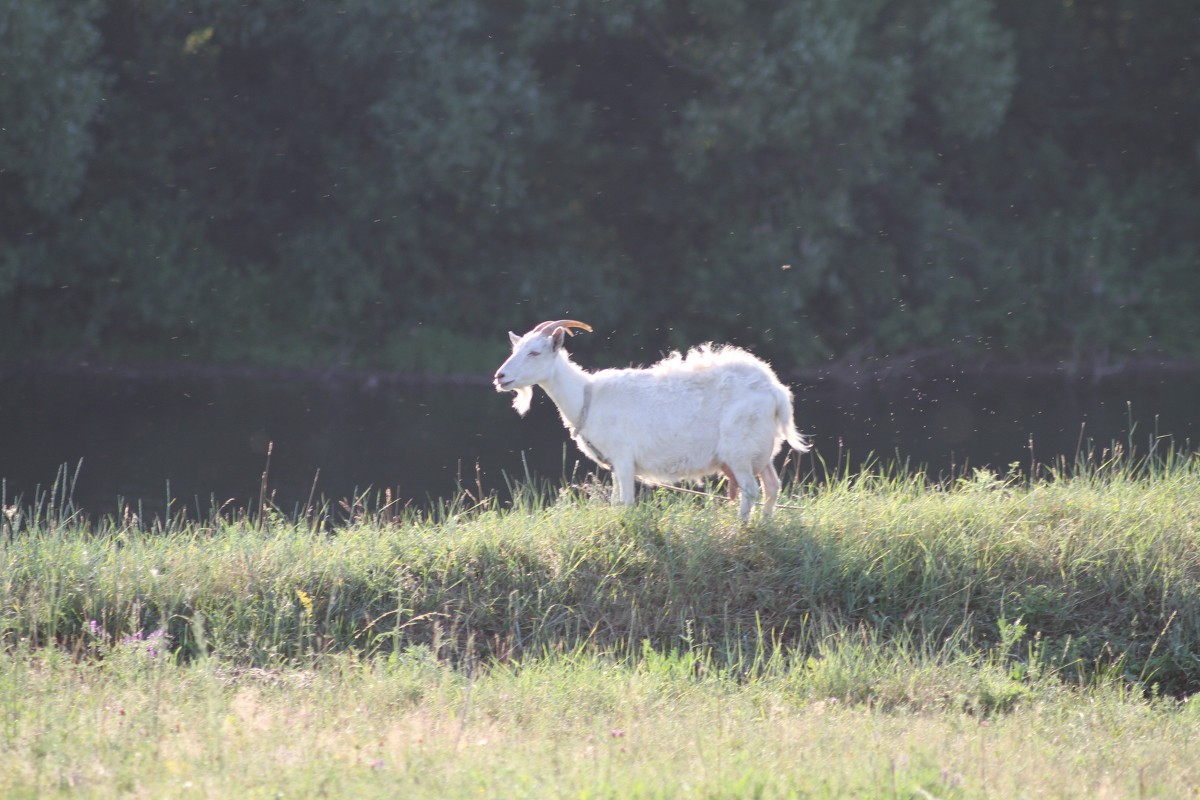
left=493, top=319, right=809, bottom=521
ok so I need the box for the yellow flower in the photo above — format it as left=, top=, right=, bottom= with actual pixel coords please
left=296, top=589, right=314, bottom=618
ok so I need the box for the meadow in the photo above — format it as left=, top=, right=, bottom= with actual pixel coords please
left=2, top=449, right=1199, bottom=797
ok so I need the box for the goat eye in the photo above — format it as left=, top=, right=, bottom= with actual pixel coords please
left=529, top=350, right=542, bottom=357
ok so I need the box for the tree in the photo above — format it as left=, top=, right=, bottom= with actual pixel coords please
left=515, top=0, right=1016, bottom=363
left=0, top=0, right=106, bottom=351
left=1, top=0, right=1196, bottom=370
left=959, top=0, right=1200, bottom=358
left=0, top=0, right=105, bottom=215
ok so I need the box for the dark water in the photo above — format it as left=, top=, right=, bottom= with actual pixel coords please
left=1, top=366, right=1197, bottom=519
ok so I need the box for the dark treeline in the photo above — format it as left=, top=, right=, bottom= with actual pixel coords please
left=1, top=0, right=1197, bottom=373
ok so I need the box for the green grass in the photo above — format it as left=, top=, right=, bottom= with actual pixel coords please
left=3, top=638, right=1199, bottom=798
left=2, top=449, right=1200, bottom=796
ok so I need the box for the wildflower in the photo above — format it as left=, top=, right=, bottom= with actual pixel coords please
left=145, top=627, right=167, bottom=658
left=297, top=589, right=314, bottom=617
left=87, top=619, right=102, bottom=637
left=120, top=626, right=168, bottom=658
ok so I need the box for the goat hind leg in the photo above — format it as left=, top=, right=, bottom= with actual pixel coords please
left=758, top=466, right=781, bottom=520
left=729, top=466, right=758, bottom=522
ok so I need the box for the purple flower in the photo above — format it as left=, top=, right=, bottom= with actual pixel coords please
left=87, top=620, right=101, bottom=637
left=119, top=626, right=168, bottom=657
left=145, top=628, right=166, bottom=658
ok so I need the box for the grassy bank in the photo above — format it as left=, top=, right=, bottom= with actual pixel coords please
left=5, top=452, right=1199, bottom=692
left=2, top=452, right=1200, bottom=795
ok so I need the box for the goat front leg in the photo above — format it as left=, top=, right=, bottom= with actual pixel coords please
left=610, top=460, right=637, bottom=507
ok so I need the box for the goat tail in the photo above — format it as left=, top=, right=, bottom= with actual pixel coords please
left=775, top=385, right=812, bottom=453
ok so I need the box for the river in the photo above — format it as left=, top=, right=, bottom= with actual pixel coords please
left=1, top=364, right=1197, bottom=520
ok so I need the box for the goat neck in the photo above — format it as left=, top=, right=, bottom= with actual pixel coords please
left=540, top=353, right=594, bottom=434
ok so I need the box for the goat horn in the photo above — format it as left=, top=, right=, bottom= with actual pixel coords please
left=529, top=319, right=593, bottom=337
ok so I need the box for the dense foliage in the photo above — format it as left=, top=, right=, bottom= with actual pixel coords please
left=1, top=0, right=1196, bottom=371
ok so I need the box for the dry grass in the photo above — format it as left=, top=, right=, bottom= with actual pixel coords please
left=2, top=646, right=1198, bottom=798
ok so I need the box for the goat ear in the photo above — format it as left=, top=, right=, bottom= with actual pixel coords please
left=508, top=331, right=520, bottom=346
left=551, top=327, right=565, bottom=351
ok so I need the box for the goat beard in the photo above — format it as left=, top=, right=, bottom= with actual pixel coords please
left=512, top=386, right=533, bottom=416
